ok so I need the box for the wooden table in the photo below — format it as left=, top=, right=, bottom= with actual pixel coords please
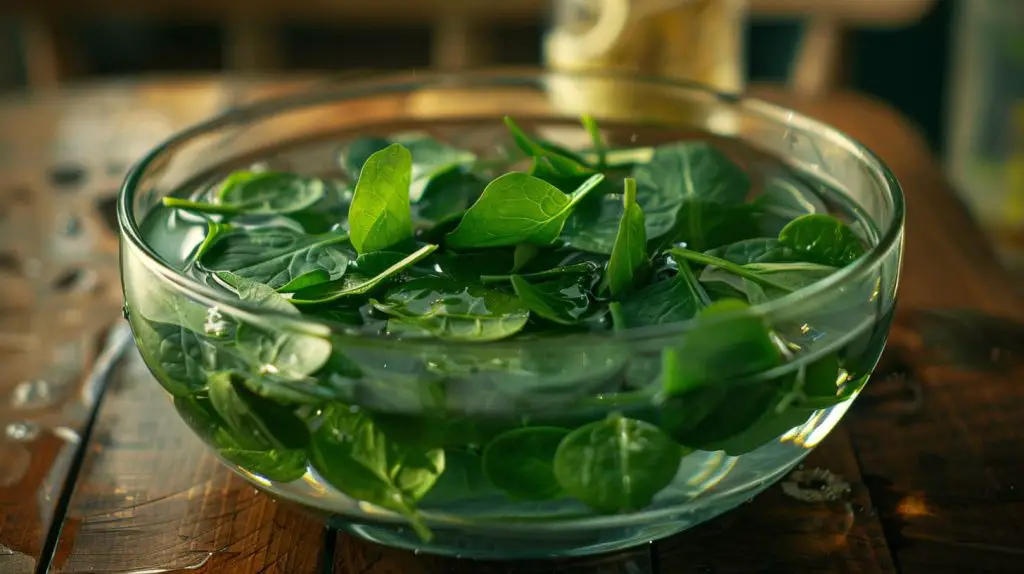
left=1, top=76, right=1022, bottom=574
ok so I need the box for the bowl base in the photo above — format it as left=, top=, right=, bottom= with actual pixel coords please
left=330, top=476, right=783, bottom=560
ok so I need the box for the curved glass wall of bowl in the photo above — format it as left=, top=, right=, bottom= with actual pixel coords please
left=0, top=81, right=251, bottom=573
left=117, top=71, right=905, bottom=559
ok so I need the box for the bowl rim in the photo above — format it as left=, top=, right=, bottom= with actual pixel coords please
left=118, top=68, right=905, bottom=347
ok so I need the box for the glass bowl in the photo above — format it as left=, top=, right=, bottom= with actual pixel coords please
left=117, top=70, right=904, bottom=559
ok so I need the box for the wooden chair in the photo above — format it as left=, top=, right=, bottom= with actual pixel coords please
left=3, top=0, right=934, bottom=95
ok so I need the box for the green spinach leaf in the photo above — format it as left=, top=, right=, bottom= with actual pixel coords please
left=371, top=278, right=530, bottom=342
left=632, top=142, right=750, bottom=250
left=503, top=116, right=592, bottom=177
left=753, top=176, right=828, bottom=235
left=289, top=244, right=438, bottom=305
left=446, top=172, right=604, bottom=249
left=778, top=214, right=866, bottom=267
left=483, top=427, right=570, bottom=501
left=661, top=299, right=782, bottom=395
left=618, top=262, right=708, bottom=329
left=207, top=371, right=310, bottom=451
left=553, top=415, right=684, bottom=513
left=511, top=274, right=591, bottom=325
left=401, top=136, right=477, bottom=201
left=342, top=136, right=392, bottom=177
left=580, top=114, right=605, bottom=167
left=132, top=317, right=230, bottom=397
left=199, top=227, right=351, bottom=291
left=604, top=178, right=649, bottom=296
left=162, top=172, right=325, bottom=216
left=703, top=238, right=795, bottom=265
left=348, top=143, right=414, bottom=254
left=309, top=405, right=443, bottom=541
left=219, top=446, right=308, bottom=482
left=699, top=261, right=839, bottom=303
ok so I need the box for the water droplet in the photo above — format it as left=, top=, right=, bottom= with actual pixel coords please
left=10, top=379, right=54, bottom=409
left=122, top=302, right=131, bottom=320
left=204, top=307, right=229, bottom=338
left=5, top=421, right=40, bottom=441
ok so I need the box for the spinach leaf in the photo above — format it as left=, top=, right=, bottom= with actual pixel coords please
left=189, top=221, right=235, bottom=264
left=415, top=170, right=483, bottom=226
left=511, top=274, right=591, bottom=325
left=561, top=192, right=623, bottom=254
left=218, top=447, right=308, bottom=482
left=618, top=262, right=707, bottom=328
left=660, top=380, right=779, bottom=451
left=580, top=114, right=605, bottom=167
left=753, top=176, right=828, bottom=235
left=289, top=244, right=438, bottom=305
left=699, top=262, right=839, bottom=303
left=421, top=449, right=497, bottom=506
left=670, top=248, right=797, bottom=294
left=309, top=405, right=443, bottom=541
left=221, top=273, right=333, bottom=377
left=503, top=116, right=592, bottom=177
left=483, top=427, right=570, bottom=501
left=446, top=172, right=604, bottom=249
left=341, top=136, right=392, bottom=177
left=778, top=214, right=866, bottom=267
left=401, top=136, right=477, bottom=201
left=553, top=414, right=684, bottom=513
left=207, top=371, right=310, bottom=451
left=348, top=143, right=414, bottom=254
left=199, top=228, right=351, bottom=292
left=513, top=244, right=540, bottom=272
left=241, top=372, right=345, bottom=405
left=371, top=278, right=530, bottom=342
left=703, top=238, right=794, bottom=265
left=632, top=142, right=750, bottom=250
left=661, top=299, right=782, bottom=395
left=132, top=317, right=229, bottom=397
left=604, top=178, right=649, bottom=296
left=481, top=261, right=601, bottom=284
left=162, top=172, right=325, bottom=215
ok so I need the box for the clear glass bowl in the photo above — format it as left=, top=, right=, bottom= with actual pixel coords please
left=117, top=70, right=904, bottom=559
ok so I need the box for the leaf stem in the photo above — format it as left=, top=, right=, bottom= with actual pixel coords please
left=669, top=248, right=794, bottom=293
left=671, top=253, right=712, bottom=307
left=608, top=301, right=627, bottom=333
left=162, top=196, right=241, bottom=215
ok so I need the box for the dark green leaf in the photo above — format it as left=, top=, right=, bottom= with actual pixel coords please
left=371, top=278, right=529, bottom=342
left=162, top=172, right=325, bottom=216
left=699, top=262, right=839, bottom=303
left=703, top=238, right=795, bottom=265
left=512, top=244, right=540, bottom=272
left=207, top=371, right=310, bottom=451
left=753, top=176, right=827, bottom=235
left=561, top=191, right=623, bottom=254
left=342, top=136, right=392, bottom=177
left=219, top=447, right=308, bottom=482
left=778, top=214, right=866, bottom=267
left=348, top=143, right=414, bottom=254
left=553, top=415, right=684, bottom=513
left=222, top=274, right=333, bottom=377
left=446, top=172, right=604, bottom=249
left=481, top=261, right=601, bottom=284
left=415, top=170, right=484, bottom=225
left=511, top=275, right=591, bottom=325
left=290, top=244, right=438, bottom=304
left=483, top=427, right=570, bottom=501
left=309, top=405, right=443, bottom=540
left=580, top=114, right=605, bottom=167
left=662, top=299, right=782, bottom=395
left=632, top=142, right=750, bottom=250
left=132, top=317, right=233, bottom=397
left=604, top=178, right=649, bottom=296
left=617, top=266, right=706, bottom=329
left=189, top=221, right=235, bottom=264
left=503, top=116, right=592, bottom=177
left=401, top=136, right=477, bottom=201
left=421, top=450, right=497, bottom=506
left=198, top=227, right=351, bottom=291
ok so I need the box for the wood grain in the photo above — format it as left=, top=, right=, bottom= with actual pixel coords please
left=49, top=346, right=326, bottom=574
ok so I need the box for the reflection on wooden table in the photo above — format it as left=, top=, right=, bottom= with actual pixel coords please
left=0, top=76, right=1022, bottom=574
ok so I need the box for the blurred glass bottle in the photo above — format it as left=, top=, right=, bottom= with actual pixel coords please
left=948, top=0, right=1024, bottom=272
left=543, top=0, right=746, bottom=124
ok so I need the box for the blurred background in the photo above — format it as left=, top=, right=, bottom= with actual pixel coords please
left=0, top=0, right=1021, bottom=274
